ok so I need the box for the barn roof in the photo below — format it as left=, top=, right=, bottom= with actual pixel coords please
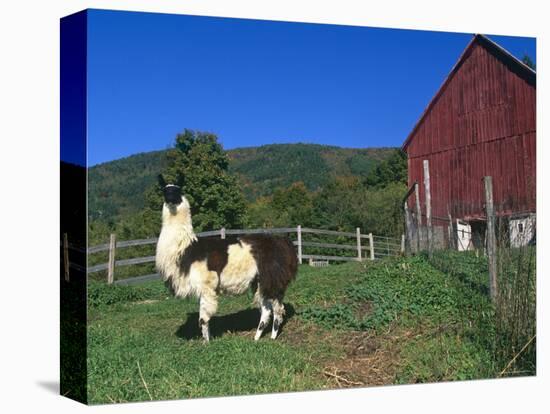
left=402, top=34, right=536, bottom=152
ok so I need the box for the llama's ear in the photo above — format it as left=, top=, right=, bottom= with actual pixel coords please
left=158, top=174, right=167, bottom=188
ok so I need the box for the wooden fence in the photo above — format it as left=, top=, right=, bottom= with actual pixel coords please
left=63, top=227, right=404, bottom=286
left=403, top=165, right=501, bottom=303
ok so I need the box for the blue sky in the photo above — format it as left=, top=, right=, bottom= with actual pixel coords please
left=87, top=9, right=536, bottom=166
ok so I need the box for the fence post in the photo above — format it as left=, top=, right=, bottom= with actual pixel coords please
left=356, top=227, right=362, bottom=261
left=107, top=233, right=116, bottom=285
left=404, top=201, right=413, bottom=255
left=220, top=227, right=226, bottom=239
left=484, top=176, right=498, bottom=302
left=63, top=232, right=70, bottom=282
left=423, top=160, right=433, bottom=258
left=401, top=234, right=405, bottom=254
left=447, top=216, right=452, bottom=250
left=447, top=210, right=454, bottom=250
left=368, top=233, right=374, bottom=260
left=297, top=225, right=302, bottom=264
left=414, top=182, right=422, bottom=251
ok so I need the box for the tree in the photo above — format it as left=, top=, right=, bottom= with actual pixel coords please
left=271, top=182, right=316, bottom=227
left=361, top=182, right=407, bottom=237
left=246, top=182, right=316, bottom=228
left=245, top=196, right=279, bottom=228
left=365, top=149, right=407, bottom=189
left=146, top=129, right=247, bottom=231
left=311, top=175, right=406, bottom=236
left=313, top=176, right=365, bottom=231
left=522, top=54, right=536, bottom=71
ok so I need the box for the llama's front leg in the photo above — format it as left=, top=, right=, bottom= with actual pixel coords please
left=254, top=298, right=272, bottom=341
left=199, top=292, right=218, bottom=342
left=271, top=298, right=285, bottom=339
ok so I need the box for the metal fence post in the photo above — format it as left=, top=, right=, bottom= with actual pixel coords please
left=484, top=176, right=498, bottom=302
left=297, top=225, right=302, bottom=264
left=63, top=232, right=70, bottom=282
left=369, top=233, right=374, bottom=260
left=107, top=233, right=116, bottom=285
left=356, top=227, right=362, bottom=261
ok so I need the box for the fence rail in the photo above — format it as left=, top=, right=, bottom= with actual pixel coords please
left=296, top=241, right=370, bottom=251
left=62, top=227, right=404, bottom=285
left=302, top=254, right=360, bottom=262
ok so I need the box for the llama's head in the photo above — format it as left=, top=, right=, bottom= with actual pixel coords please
left=158, top=175, right=191, bottom=218
left=162, top=184, right=191, bottom=211
left=163, top=184, right=183, bottom=205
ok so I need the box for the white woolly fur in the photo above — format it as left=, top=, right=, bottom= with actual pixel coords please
left=155, top=197, right=199, bottom=298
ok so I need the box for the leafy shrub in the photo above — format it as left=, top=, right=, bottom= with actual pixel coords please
left=299, top=256, right=471, bottom=331
left=300, top=304, right=361, bottom=330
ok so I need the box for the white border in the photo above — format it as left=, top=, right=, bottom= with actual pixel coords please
left=0, top=1, right=547, bottom=413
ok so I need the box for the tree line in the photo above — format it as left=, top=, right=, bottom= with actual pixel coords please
left=89, top=129, right=407, bottom=245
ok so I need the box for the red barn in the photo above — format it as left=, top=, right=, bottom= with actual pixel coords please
left=402, top=34, right=536, bottom=248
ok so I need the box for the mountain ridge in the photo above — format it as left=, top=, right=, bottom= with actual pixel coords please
left=88, top=143, right=397, bottom=223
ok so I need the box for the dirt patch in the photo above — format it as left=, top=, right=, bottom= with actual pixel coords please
left=232, top=315, right=336, bottom=343
left=230, top=312, right=409, bottom=388
left=321, top=325, right=421, bottom=388
left=272, top=316, right=406, bottom=388
left=280, top=317, right=339, bottom=346
left=226, top=311, right=417, bottom=389
left=353, top=301, right=373, bottom=321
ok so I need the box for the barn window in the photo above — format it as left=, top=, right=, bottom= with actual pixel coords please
left=518, top=223, right=524, bottom=233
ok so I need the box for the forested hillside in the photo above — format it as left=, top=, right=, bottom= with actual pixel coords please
left=88, top=143, right=395, bottom=223
left=228, top=144, right=394, bottom=200
left=88, top=151, right=166, bottom=222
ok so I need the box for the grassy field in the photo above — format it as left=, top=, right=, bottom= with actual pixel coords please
left=87, top=252, right=534, bottom=405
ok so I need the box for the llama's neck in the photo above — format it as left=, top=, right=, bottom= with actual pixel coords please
left=159, top=203, right=197, bottom=251
left=157, top=203, right=196, bottom=280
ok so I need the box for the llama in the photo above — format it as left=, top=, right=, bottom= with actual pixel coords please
left=155, top=178, right=297, bottom=342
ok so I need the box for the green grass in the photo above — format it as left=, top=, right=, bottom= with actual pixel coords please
left=87, top=264, right=356, bottom=404
left=88, top=322, right=329, bottom=402
left=396, top=332, right=494, bottom=383
left=428, top=248, right=537, bottom=377
left=87, top=254, right=535, bottom=404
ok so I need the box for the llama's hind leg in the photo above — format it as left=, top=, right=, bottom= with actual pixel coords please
left=199, top=291, right=218, bottom=342
left=271, top=298, right=285, bottom=339
left=254, top=297, right=272, bottom=341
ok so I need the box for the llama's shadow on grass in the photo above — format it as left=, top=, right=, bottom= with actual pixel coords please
left=176, top=303, right=296, bottom=340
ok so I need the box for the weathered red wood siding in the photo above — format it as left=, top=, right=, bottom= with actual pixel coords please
left=404, top=39, right=536, bottom=220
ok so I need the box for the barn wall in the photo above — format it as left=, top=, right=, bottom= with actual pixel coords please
left=406, top=41, right=536, bottom=220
